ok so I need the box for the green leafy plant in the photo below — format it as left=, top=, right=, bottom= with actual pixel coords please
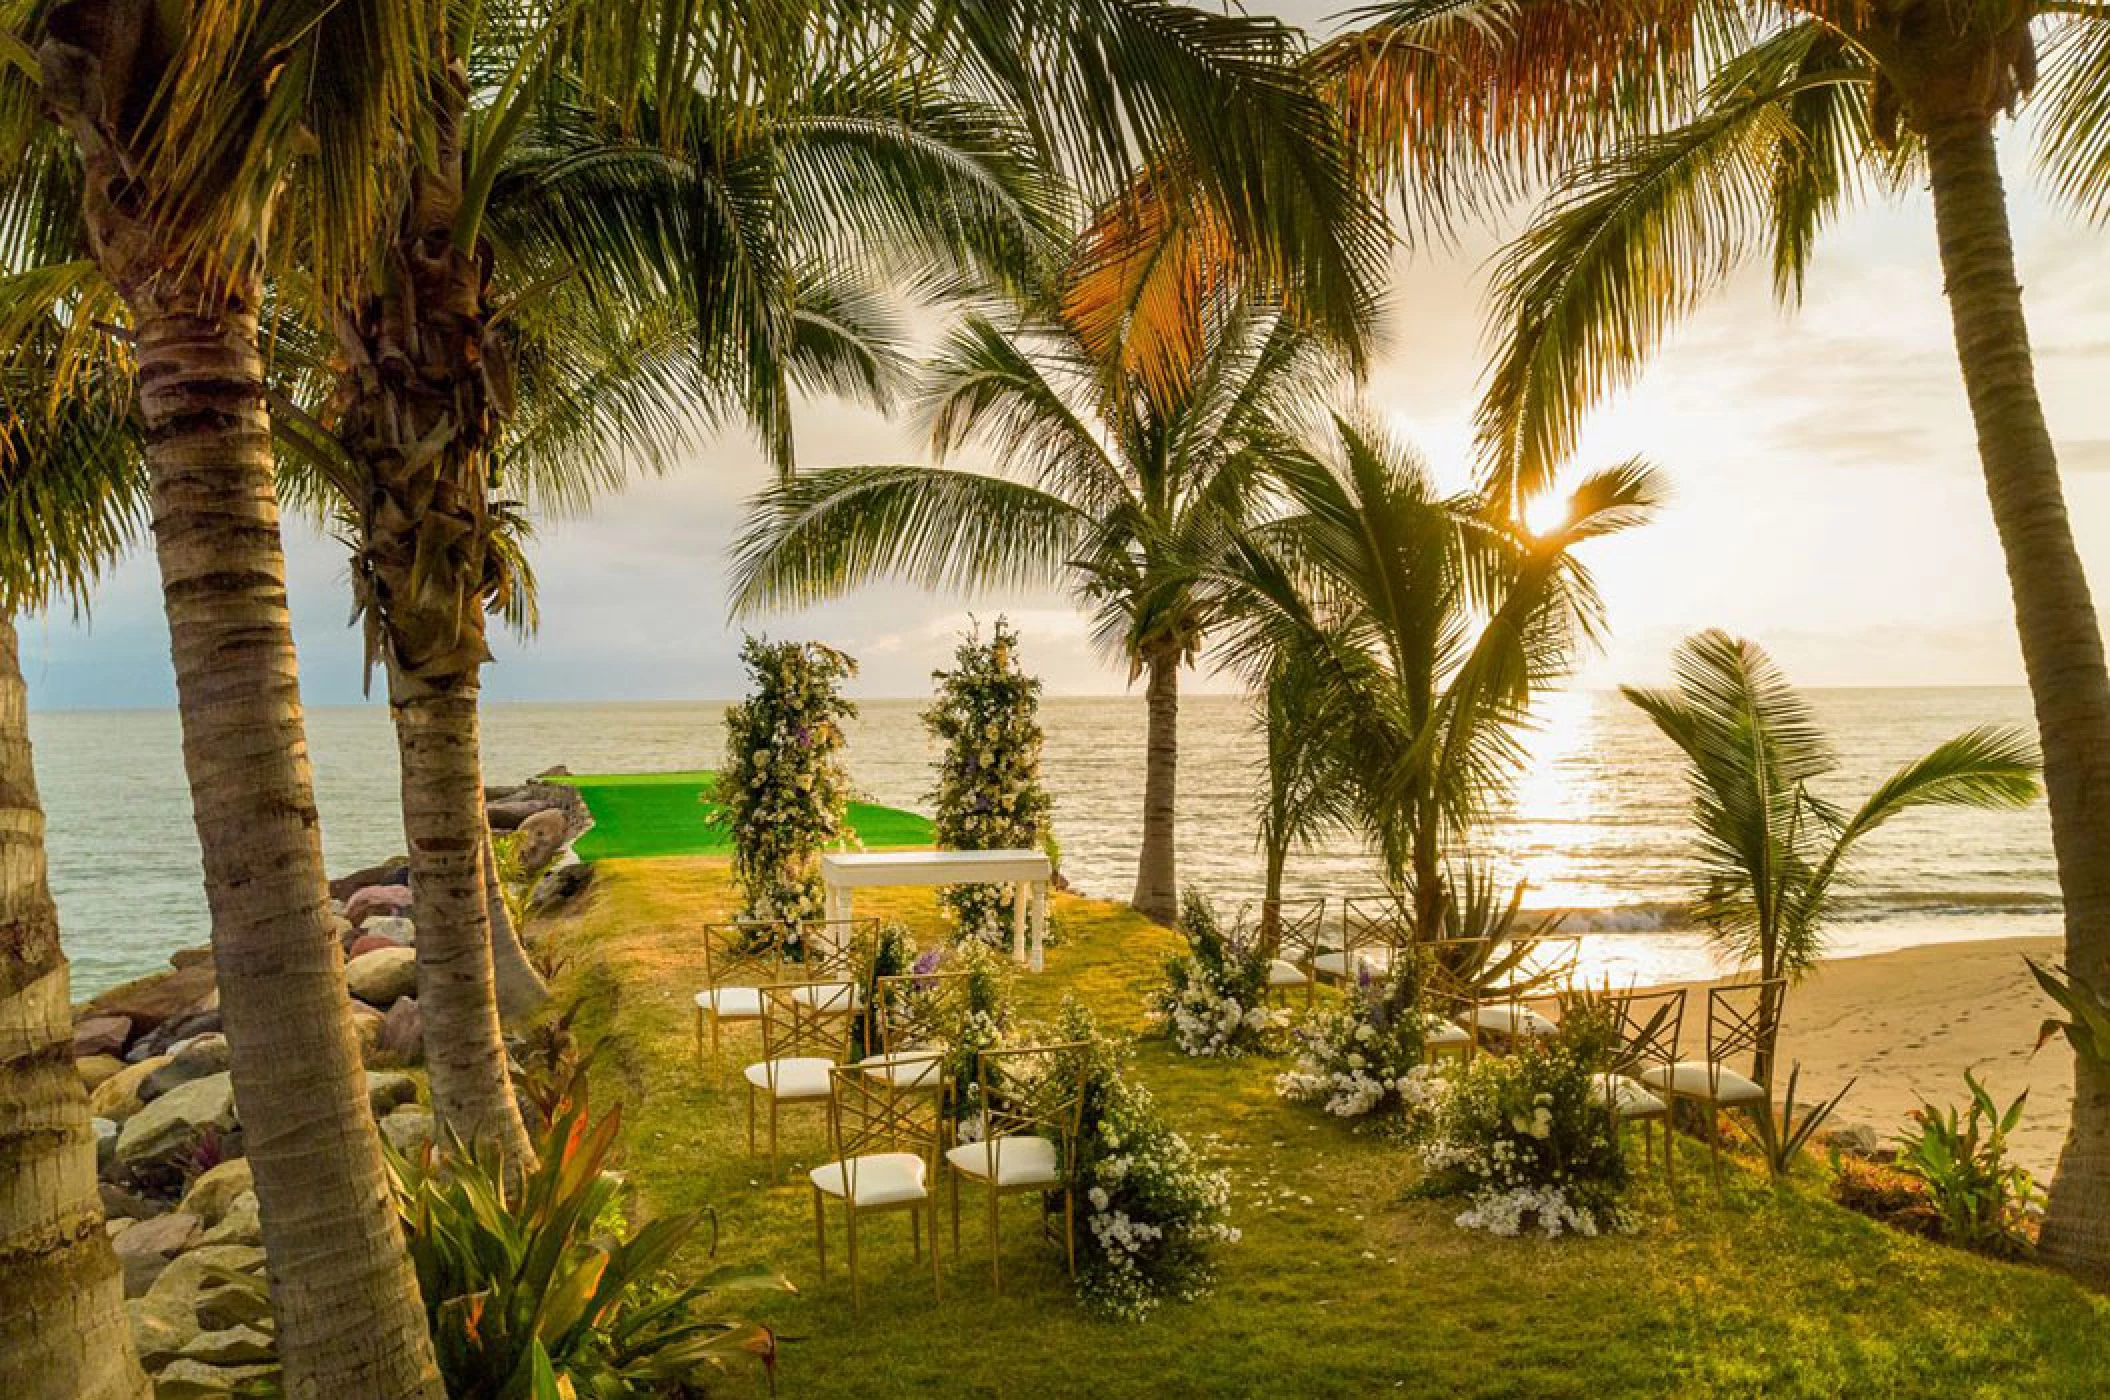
left=1749, top=1062, right=1855, bottom=1181
left=1152, top=890, right=1279, bottom=1058
left=2028, top=958, right=2110, bottom=1067
left=1893, top=1072, right=2042, bottom=1258
left=390, top=1088, right=789, bottom=1397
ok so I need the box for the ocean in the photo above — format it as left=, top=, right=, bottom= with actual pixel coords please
left=37, top=688, right=2060, bottom=997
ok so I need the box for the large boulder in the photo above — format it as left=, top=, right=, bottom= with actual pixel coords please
left=74, top=1014, right=134, bottom=1059
left=177, top=1325, right=275, bottom=1367
left=177, top=1159, right=253, bottom=1227
left=531, top=860, right=594, bottom=911
left=77, top=1054, right=127, bottom=1090
left=330, top=857, right=409, bottom=905
left=92, top=1055, right=173, bottom=1121
left=167, top=945, right=213, bottom=971
left=94, top=1116, right=120, bottom=1175
left=142, top=1034, right=231, bottom=1103
left=100, top=1182, right=167, bottom=1222
left=345, top=946, right=419, bottom=1007
left=86, top=962, right=217, bottom=1036
left=136, top=1007, right=222, bottom=1061
left=485, top=796, right=550, bottom=831
left=198, top=1191, right=261, bottom=1247
left=345, top=883, right=414, bottom=927
left=113, top=1210, right=201, bottom=1296
left=361, top=915, right=416, bottom=945
left=117, top=1072, right=238, bottom=1175
left=377, top=997, right=423, bottom=1065
left=348, top=931, right=408, bottom=960
left=348, top=1003, right=386, bottom=1063
left=152, top=1357, right=278, bottom=1397
left=511, top=807, right=571, bottom=872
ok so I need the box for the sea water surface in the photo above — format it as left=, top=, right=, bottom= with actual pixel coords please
left=37, top=688, right=2059, bottom=996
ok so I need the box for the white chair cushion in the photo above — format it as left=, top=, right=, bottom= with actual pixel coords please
left=696, top=985, right=763, bottom=1019
left=1595, top=1072, right=1668, bottom=1119
left=1267, top=958, right=1310, bottom=987
left=743, top=1056, right=836, bottom=1100
left=1471, top=1004, right=1560, bottom=1038
left=809, top=1152, right=929, bottom=1207
left=1313, top=947, right=1391, bottom=979
left=945, top=1133, right=1061, bottom=1188
left=1421, top=1017, right=1470, bottom=1048
left=859, top=1051, right=943, bottom=1089
left=1636, top=1060, right=1767, bottom=1105
left=789, top=982, right=863, bottom=1012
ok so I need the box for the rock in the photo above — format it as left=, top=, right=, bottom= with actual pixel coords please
left=345, top=883, right=414, bottom=926
left=107, top=1216, right=134, bottom=1239
left=535, top=764, right=573, bottom=779
left=198, top=1191, right=261, bottom=1247
left=345, top=946, right=419, bottom=1007
left=150, top=1357, right=277, bottom=1397
left=100, top=1182, right=168, bottom=1222
left=142, top=1034, right=232, bottom=1102
left=192, top=1264, right=273, bottom=1332
left=329, top=857, right=409, bottom=905
left=93, top=1055, right=173, bottom=1121
left=127, top=1294, right=199, bottom=1369
left=138, top=1008, right=222, bottom=1061
left=485, top=796, right=549, bottom=831
left=118, top=1072, right=238, bottom=1174
left=1823, top=1122, right=1883, bottom=1157
left=78, top=1054, right=128, bottom=1089
left=364, top=1070, right=420, bottom=1116
left=75, top=1014, right=135, bottom=1058
left=347, top=932, right=407, bottom=960
left=115, top=1211, right=202, bottom=1296
left=178, top=1324, right=276, bottom=1366
left=325, top=913, right=356, bottom=950
left=94, top=1116, right=120, bottom=1174
left=178, top=1159, right=254, bottom=1227
left=361, top=914, right=416, bottom=944
left=379, top=1106, right=435, bottom=1156
left=168, top=946, right=213, bottom=971
left=377, top=997, right=423, bottom=1065
left=530, top=860, right=594, bottom=910
left=348, top=1003, right=386, bottom=1062
left=512, top=808, right=570, bottom=872
left=87, top=962, right=217, bottom=1036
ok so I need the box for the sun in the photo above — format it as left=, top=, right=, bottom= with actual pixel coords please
left=1524, top=490, right=1574, bottom=537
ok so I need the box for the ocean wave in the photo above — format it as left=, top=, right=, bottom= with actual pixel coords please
left=1534, top=890, right=2063, bottom=934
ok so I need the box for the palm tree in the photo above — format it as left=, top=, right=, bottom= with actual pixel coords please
left=1210, top=415, right=1665, bottom=937
left=0, top=296, right=148, bottom=1398
left=1624, top=630, right=2040, bottom=1074
left=1253, top=644, right=1355, bottom=952
left=1343, top=0, right=2110, bottom=1274
left=733, top=295, right=1339, bottom=923
left=11, top=2, right=451, bottom=1390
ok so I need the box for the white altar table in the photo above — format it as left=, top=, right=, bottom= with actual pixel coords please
left=820, top=849, right=1051, bottom=970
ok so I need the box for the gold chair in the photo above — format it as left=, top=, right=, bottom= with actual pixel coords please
left=864, top=970, right=974, bottom=1097
left=745, top=980, right=856, bottom=1180
left=782, top=917, right=881, bottom=1023
left=693, top=919, right=787, bottom=1073
left=945, top=1041, right=1087, bottom=1294
left=1314, top=895, right=1407, bottom=985
left=1463, top=937, right=1581, bottom=1050
left=1586, top=985, right=1686, bottom=1189
left=811, top=1052, right=946, bottom=1313
left=1635, top=978, right=1785, bottom=1186
left=1262, top=898, right=1328, bottom=1009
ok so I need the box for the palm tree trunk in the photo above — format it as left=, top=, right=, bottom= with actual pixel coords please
left=133, top=292, right=443, bottom=1396
left=389, top=665, right=534, bottom=1163
left=1922, top=113, right=2110, bottom=1276
left=1259, top=836, right=1287, bottom=959
left=0, top=616, right=149, bottom=1400
left=1131, top=649, right=1180, bottom=924
left=483, top=820, right=548, bottom=1024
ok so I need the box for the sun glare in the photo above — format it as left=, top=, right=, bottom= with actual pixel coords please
left=1524, top=490, right=1574, bottom=537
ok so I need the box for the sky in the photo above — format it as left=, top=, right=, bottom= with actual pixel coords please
left=20, top=5, right=2110, bottom=710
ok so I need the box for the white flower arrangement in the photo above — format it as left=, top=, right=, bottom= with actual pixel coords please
left=712, top=638, right=858, bottom=936
left=1275, top=963, right=1431, bottom=1119
left=1151, top=892, right=1281, bottom=1059
left=923, top=619, right=1055, bottom=945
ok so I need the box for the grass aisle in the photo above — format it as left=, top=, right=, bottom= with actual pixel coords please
left=543, top=858, right=2110, bottom=1399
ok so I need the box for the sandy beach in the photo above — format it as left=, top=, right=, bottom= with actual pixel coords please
left=1675, top=936, right=2070, bottom=1179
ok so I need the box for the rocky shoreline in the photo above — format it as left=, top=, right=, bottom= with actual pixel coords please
left=69, top=772, right=593, bottom=1395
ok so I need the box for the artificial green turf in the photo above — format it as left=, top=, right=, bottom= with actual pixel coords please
left=548, top=770, right=933, bottom=861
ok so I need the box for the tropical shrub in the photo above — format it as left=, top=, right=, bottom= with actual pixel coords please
left=713, top=637, right=857, bottom=933
left=1415, top=1016, right=1630, bottom=1238
left=923, top=618, right=1055, bottom=943
left=1151, top=891, right=1279, bottom=1058
left=1893, top=1072, right=2042, bottom=1258
left=1747, top=1062, right=1855, bottom=1181
left=1275, top=961, right=1431, bottom=1119
left=1056, top=1002, right=1240, bottom=1320
left=390, top=1091, right=787, bottom=1397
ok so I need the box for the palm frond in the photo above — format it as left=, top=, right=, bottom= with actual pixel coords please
left=2032, top=11, right=2110, bottom=222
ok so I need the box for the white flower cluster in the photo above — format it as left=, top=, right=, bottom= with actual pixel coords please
left=716, top=639, right=857, bottom=927
left=1274, top=999, right=1427, bottom=1119
left=1163, top=980, right=1278, bottom=1058
left=1451, top=1184, right=1626, bottom=1239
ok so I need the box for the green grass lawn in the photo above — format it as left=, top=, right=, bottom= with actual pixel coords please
left=541, top=858, right=2110, bottom=1399
left=548, top=771, right=933, bottom=861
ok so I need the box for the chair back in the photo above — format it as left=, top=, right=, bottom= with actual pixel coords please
left=829, top=1053, right=944, bottom=1171
left=785, top=917, right=881, bottom=979
left=1341, top=894, right=1411, bottom=954
left=959, top=1041, right=1088, bottom=1174
left=759, top=981, right=856, bottom=1065
left=1600, top=985, right=1686, bottom=1075
left=1270, top=898, right=1329, bottom=966
left=872, top=970, right=974, bottom=1054
left=1706, top=979, right=1786, bottom=1081
left=702, top=919, right=786, bottom=987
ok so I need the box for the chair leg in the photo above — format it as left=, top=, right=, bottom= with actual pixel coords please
left=745, top=1084, right=756, bottom=1156
left=769, top=1098, right=780, bottom=1183
left=949, top=1167, right=961, bottom=1253
left=1064, top=1189, right=1077, bottom=1278
left=846, top=1205, right=861, bottom=1316
left=693, top=1006, right=703, bottom=1066
left=927, top=1202, right=943, bottom=1303
left=1707, top=1101, right=1724, bottom=1190
left=911, top=1204, right=923, bottom=1263
left=813, top=1188, right=827, bottom=1278
left=987, top=1186, right=1003, bottom=1294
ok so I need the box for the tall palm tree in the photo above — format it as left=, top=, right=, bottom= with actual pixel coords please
left=0, top=295, right=148, bottom=1399
left=9, top=2, right=451, bottom=1390
left=733, top=296, right=1339, bottom=923
left=1625, top=630, right=2040, bottom=1074
left=1253, top=644, right=1355, bottom=951
left=1342, top=0, right=2110, bottom=1273
left=1210, top=415, right=1665, bottom=937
